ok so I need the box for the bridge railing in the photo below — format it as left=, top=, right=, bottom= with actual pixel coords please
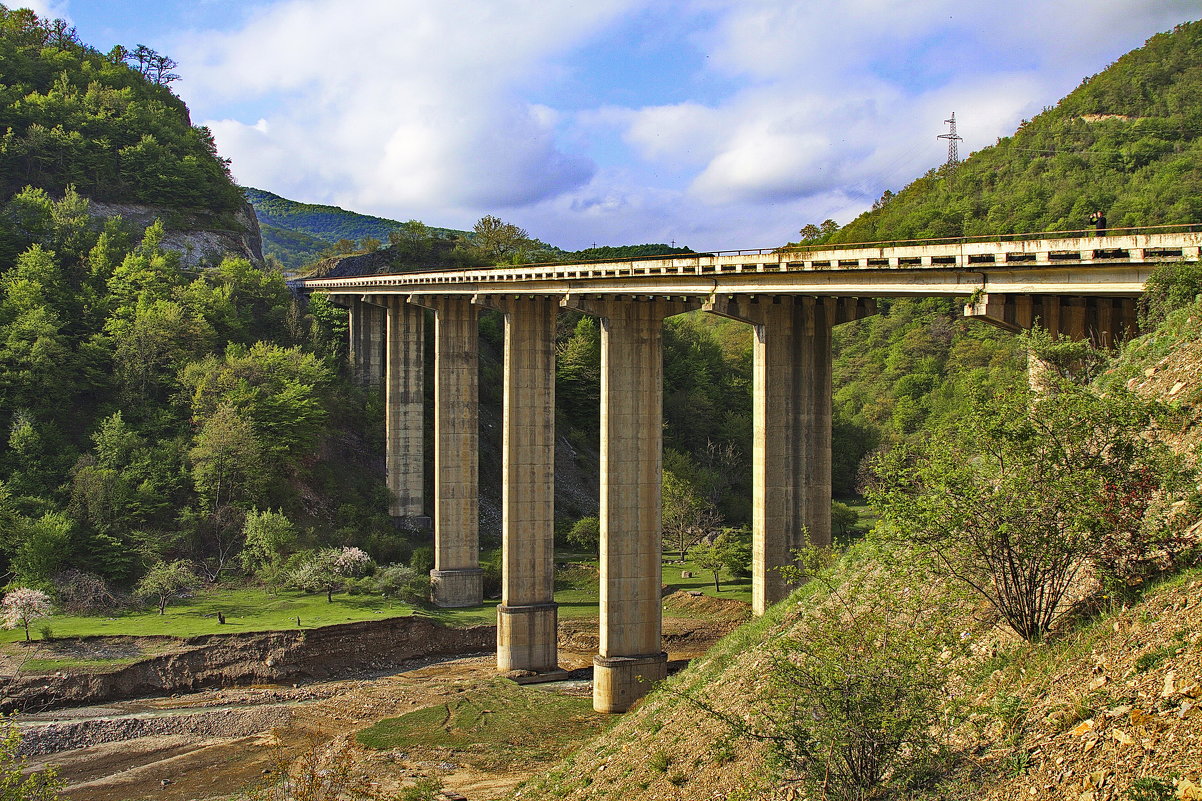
left=415, top=222, right=1202, bottom=273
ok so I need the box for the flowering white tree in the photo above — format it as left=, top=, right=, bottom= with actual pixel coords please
left=2, top=587, right=52, bottom=642
left=289, top=547, right=373, bottom=602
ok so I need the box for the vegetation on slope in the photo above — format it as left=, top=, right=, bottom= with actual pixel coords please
left=820, top=20, right=1202, bottom=244
left=0, top=5, right=243, bottom=221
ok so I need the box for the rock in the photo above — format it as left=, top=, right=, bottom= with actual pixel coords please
left=1163, top=670, right=1178, bottom=698
left=1170, top=381, right=1187, bottom=396
left=1069, top=719, right=1095, bottom=737
left=1110, top=729, right=1135, bottom=745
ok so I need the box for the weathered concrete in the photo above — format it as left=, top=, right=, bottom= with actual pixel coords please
left=410, top=295, right=481, bottom=608
left=350, top=298, right=385, bottom=388
left=707, top=296, right=875, bottom=614
left=483, top=295, right=560, bottom=673
left=385, top=296, right=426, bottom=521
left=964, top=292, right=1138, bottom=348
left=565, top=296, right=696, bottom=713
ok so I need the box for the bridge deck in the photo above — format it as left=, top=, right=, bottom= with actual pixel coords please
left=301, top=231, right=1202, bottom=299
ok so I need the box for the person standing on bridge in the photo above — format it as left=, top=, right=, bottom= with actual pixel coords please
left=1090, top=210, right=1107, bottom=235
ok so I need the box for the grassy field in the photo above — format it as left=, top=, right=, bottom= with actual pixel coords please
left=1, top=550, right=754, bottom=643
left=356, top=678, right=611, bottom=771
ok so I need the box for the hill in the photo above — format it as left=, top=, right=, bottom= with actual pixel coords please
left=244, top=187, right=468, bottom=271
left=516, top=20, right=1202, bottom=801
left=815, top=20, right=1202, bottom=244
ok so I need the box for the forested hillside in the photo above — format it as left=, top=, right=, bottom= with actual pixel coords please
left=824, top=20, right=1202, bottom=243
left=0, top=8, right=397, bottom=598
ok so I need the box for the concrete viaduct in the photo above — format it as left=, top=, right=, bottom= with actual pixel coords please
left=301, top=228, right=1201, bottom=713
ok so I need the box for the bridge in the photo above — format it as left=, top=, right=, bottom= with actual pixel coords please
left=301, top=227, right=1201, bottom=713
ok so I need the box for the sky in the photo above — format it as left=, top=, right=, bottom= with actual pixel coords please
left=16, top=1, right=1202, bottom=250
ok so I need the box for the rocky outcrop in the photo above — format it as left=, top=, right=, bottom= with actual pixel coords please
left=88, top=199, right=264, bottom=268
left=0, top=616, right=495, bottom=713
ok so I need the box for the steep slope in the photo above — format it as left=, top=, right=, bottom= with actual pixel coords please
left=820, top=20, right=1202, bottom=244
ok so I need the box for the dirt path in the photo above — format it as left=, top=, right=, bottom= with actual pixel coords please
left=20, top=605, right=744, bottom=801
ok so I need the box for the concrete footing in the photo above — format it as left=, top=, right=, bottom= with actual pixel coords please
left=430, top=568, right=484, bottom=608
left=592, top=653, right=668, bottom=714
left=497, top=603, right=559, bottom=673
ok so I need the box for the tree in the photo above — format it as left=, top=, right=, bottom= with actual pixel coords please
left=868, top=380, right=1195, bottom=640
left=1, top=587, right=52, bottom=642
left=467, top=215, right=536, bottom=264
left=566, top=516, right=600, bottom=552
left=240, top=509, right=297, bottom=581
left=662, top=470, right=721, bottom=560
left=831, top=501, right=860, bottom=540
left=692, top=543, right=728, bottom=592
left=135, top=560, right=197, bottom=614
left=289, top=547, right=372, bottom=602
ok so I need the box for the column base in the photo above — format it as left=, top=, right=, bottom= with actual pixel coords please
left=497, top=603, right=559, bottom=673
left=592, top=652, right=667, bottom=714
left=392, top=514, right=432, bottom=532
left=430, top=568, right=483, bottom=608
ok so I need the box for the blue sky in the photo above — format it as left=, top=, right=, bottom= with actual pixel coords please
left=20, top=1, right=1202, bottom=250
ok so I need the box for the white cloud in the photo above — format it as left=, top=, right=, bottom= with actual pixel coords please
left=14, top=0, right=70, bottom=21
left=175, top=0, right=638, bottom=223
left=172, top=0, right=1199, bottom=248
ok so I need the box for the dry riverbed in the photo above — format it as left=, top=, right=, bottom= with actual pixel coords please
left=13, top=594, right=747, bottom=801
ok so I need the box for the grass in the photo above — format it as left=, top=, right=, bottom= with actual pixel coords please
left=356, top=678, right=611, bottom=771
left=2, top=544, right=757, bottom=643
left=0, top=587, right=421, bottom=644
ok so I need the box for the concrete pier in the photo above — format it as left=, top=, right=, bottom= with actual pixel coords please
left=410, top=295, right=482, bottom=608
left=707, top=296, right=874, bottom=615
left=566, top=296, right=696, bottom=713
left=487, top=296, right=559, bottom=673
left=350, top=298, right=385, bottom=388
left=384, top=296, right=426, bottom=523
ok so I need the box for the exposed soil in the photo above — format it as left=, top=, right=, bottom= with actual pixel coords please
left=1, top=616, right=495, bottom=713
left=14, top=603, right=748, bottom=801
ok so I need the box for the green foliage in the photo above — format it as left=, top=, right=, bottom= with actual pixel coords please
left=1126, top=777, right=1176, bottom=801
left=831, top=501, right=860, bottom=540
left=1140, top=259, right=1202, bottom=328
left=566, top=515, right=600, bottom=552
left=0, top=715, right=62, bottom=800
left=134, top=559, right=196, bottom=614
left=371, top=563, right=430, bottom=604
left=869, top=378, right=1197, bottom=639
left=826, top=22, right=1202, bottom=245
left=0, top=7, right=241, bottom=212
left=240, top=508, right=297, bottom=581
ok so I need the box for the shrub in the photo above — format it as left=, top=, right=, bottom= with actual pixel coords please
left=373, top=564, right=431, bottom=604
left=0, top=716, right=62, bottom=800
left=409, top=545, right=434, bottom=575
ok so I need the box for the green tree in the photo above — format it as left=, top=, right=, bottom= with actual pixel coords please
left=0, top=715, right=63, bottom=800
left=869, top=380, right=1195, bottom=640
left=135, top=559, right=197, bottom=614
left=662, top=469, right=721, bottom=560
left=240, top=508, right=297, bottom=581
left=566, top=515, right=600, bottom=553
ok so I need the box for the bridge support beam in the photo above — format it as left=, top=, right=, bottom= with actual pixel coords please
left=964, top=293, right=1138, bottom=349
left=566, top=296, right=697, bottom=713
left=410, top=295, right=481, bottom=608
left=385, top=297, right=427, bottom=524
left=707, top=296, right=876, bottom=615
left=482, top=295, right=559, bottom=673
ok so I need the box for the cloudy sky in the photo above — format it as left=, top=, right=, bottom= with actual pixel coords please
left=19, top=1, right=1202, bottom=250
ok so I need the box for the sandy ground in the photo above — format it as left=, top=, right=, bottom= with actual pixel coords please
left=20, top=609, right=743, bottom=801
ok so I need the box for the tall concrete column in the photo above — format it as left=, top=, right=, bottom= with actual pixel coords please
left=565, top=295, right=697, bottom=713
left=409, top=295, right=481, bottom=607
left=385, top=296, right=426, bottom=523
left=705, top=296, right=875, bottom=616
left=482, top=295, right=559, bottom=673
left=351, top=298, right=385, bottom=389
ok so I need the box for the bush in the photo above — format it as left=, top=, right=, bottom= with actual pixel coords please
left=0, top=716, right=63, bottom=800
left=566, top=516, right=600, bottom=552
left=1140, top=259, right=1202, bottom=327
left=51, top=569, right=123, bottom=614
left=409, top=545, right=434, bottom=575
left=372, top=564, right=430, bottom=604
